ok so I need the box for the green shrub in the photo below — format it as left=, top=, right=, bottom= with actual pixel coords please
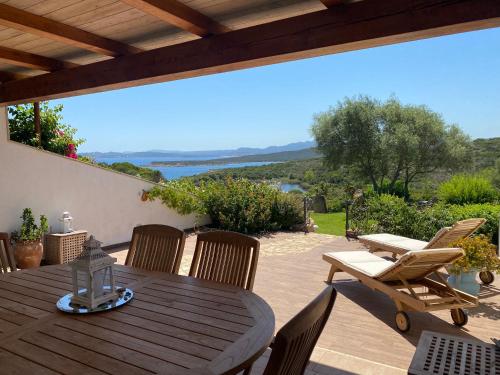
left=351, top=194, right=500, bottom=244
left=148, top=180, right=204, bottom=215
left=149, top=178, right=303, bottom=234
left=438, top=174, right=497, bottom=205
left=106, top=162, right=164, bottom=183
left=11, top=208, right=48, bottom=242
left=201, top=179, right=303, bottom=234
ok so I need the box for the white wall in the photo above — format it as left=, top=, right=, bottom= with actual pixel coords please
left=0, top=107, right=209, bottom=246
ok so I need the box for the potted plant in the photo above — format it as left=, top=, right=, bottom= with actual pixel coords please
left=11, top=208, right=48, bottom=269
left=448, top=235, right=500, bottom=295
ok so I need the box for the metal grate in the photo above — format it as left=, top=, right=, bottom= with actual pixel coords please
left=410, top=331, right=499, bottom=375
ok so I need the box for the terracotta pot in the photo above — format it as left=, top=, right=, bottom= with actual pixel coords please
left=14, top=240, right=43, bottom=269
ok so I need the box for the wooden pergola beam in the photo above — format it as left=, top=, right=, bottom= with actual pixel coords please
left=321, top=0, right=360, bottom=8
left=1, top=0, right=499, bottom=105
left=0, top=4, right=142, bottom=57
left=0, top=46, right=79, bottom=72
left=0, top=71, right=28, bottom=83
left=321, top=0, right=344, bottom=7
left=121, top=0, right=230, bottom=37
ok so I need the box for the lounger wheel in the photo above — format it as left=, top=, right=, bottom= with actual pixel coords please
left=395, top=311, right=411, bottom=332
left=479, top=271, right=495, bottom=285
left=451, top=308, right=468, bottom=327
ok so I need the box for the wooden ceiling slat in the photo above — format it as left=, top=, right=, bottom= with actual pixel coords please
left=1, top=0, right=499, bottom=105
left=121, top=0, right=230, bottom=36
left=0, top=46, right=78, bottom=71
left=0, top=3, right=143, bottom=57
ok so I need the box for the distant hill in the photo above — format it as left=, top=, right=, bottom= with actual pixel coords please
left=472, top=137, right=500, bottom=169
left=151, top=148, right=320, bottom=166
left=83, top=141, right=316, bottom=159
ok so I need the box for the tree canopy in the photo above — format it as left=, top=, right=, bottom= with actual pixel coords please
left=311, top=96, right=472, bottom=198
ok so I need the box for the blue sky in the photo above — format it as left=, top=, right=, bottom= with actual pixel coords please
left=53, top=28, right=500, bottom=153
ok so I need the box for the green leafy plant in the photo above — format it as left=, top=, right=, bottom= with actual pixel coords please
left=148, top=178, right=303, bottom=234
left=438, top=174, right=497, bottom=205
left=11, top=208, right=49, bottom=243
left=351, top=194, right=500, bottom=244
left=148, top=180, right=204, bottom=215
left=449, top=235, right=500, bottom=274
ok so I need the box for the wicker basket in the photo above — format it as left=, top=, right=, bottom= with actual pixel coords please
left=44, top=230, right=88, bottom=265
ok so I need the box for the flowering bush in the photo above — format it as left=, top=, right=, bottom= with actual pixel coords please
left=449, top=235, right=500, bottom=274
left=8, top=102, right=84, bottom=157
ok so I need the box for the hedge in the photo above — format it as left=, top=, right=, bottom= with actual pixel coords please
left=351, top=194, right=500, bottom=245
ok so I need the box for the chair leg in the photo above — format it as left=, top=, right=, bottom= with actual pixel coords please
left=327, top=265, right=337, bottom=283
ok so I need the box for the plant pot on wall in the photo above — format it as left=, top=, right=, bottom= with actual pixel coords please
left=447, top=271, right=480, bottom=296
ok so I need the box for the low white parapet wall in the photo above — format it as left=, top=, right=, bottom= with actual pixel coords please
left=0, top=107, right=209, bottom=246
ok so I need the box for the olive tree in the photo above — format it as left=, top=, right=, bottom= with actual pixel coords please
left=311, top=96, right=471, bottom=199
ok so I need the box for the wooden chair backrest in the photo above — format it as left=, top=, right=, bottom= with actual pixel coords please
left=189, top=231, right=259, bottom=290
left=376, top=248, right=464, bottom=282
left=263, top=286, right=337, bottom=375
left=426, top=218, right=486, bottom=249
left=125, top=225, right=185, bottom=274
left=0, top=232, right=16, bottom=273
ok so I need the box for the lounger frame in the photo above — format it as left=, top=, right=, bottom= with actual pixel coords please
left=323, top=253, right=478, bottom=319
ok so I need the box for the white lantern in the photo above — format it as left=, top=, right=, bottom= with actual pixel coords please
left=59, top=211, right=74, bottom=234
left=70, top=235, right=118, bottom=310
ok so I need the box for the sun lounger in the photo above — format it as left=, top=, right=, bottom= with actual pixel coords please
left=357, top=218, right=494, bottom=284
left=358, top=218, right=486, bottom=257
left=323, top=248, right=478, bottom=332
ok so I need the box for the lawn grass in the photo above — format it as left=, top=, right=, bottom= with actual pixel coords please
left=310, top=212, right=346, bottom=236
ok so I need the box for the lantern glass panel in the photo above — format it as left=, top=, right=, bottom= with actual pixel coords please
left=92, top=268, right=108, bottom=298
left=77, top=270, right=89, bottom=297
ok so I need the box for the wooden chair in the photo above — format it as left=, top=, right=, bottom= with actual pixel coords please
left=0, top=232, right=16, bottom=273
left=189, top=231, right=259, bottom=290
left=125, top=224, right=185, bottom=274
left=244, top=285, right=337, bottom=375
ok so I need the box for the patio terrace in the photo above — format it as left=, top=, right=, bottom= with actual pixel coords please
left=109, top=231, right=500, bottom=374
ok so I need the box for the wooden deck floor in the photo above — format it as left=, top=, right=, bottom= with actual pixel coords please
left=109, top=233, right=500, bottom=374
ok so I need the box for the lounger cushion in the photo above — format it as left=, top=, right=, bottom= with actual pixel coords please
left=326, top=251, right=393, bottom=277
left=359, top=234, right=428, bottom=252
left=325, top=248, right=464, bottom=280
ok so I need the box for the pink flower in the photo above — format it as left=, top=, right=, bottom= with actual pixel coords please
left=65, top=144, right=77, bottom=159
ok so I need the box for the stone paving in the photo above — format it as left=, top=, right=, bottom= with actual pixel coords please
left=108, top=230, right=500, bottom=375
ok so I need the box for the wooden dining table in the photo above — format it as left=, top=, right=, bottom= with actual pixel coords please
left=0, top=264, right=275, bottom=374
